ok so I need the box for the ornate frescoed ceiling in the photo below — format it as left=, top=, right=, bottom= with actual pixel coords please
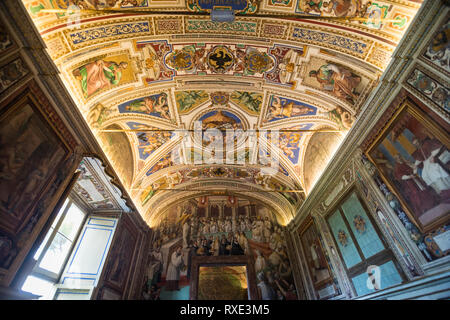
left=21, top=0, right=423, bottom=226
left=72, top=157, right=131, bottom=212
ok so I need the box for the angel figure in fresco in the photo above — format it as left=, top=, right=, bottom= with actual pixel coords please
left=267, top=96, right=315, bottom=121
left=86, top=103, right=111, bottom=127
left=309, top=63, right=361, bottom=103
left=322, top=105, right=354, bottom=130
left=138, top=130, right=172, bottom=157
left=73, top=59, right=128, bottom=98
left=279, top=134, right=298, bottom=160
left=147, top=156, right=173, bottom=175
left=125, top=94, right=171, bottom=120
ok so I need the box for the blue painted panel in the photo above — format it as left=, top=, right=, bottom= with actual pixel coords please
left=328, top=210, right=362, bottom=269
left=341, top=193, right=385, bottom=259
left=351, top=260, right=403, bottom=296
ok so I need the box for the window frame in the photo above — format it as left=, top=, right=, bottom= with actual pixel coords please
left=25, top=198, right=87, bottom=292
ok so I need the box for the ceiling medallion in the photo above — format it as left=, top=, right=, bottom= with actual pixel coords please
left=165, top=48, right=195, bottom=72
left=245, top=50, right=274, bottom=74
left=210, top=91, right=230, bottom=105
left=207, top=46, right=235, bottom=74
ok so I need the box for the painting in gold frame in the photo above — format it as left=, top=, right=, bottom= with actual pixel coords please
left=198, top=266, right=248, bottom=300
left=298, top=216, right=336, bottom=299
left=0, top=92, right=70, bottom=234
left=366, top=100, right=450, bottom=233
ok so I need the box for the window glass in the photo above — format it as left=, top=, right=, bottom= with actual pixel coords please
left=37, top=201, right=85, bottom=274
left=34, top=199, right=71, bottom=261
left=59, top=204, right=84, bottom=241
left=38, top=233, right=72, bottom=274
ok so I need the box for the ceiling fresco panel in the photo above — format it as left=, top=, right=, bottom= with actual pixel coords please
left=20, top=0, right=423, bottom=225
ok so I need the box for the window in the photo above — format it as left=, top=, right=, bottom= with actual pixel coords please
left=326, top=190, right=405, bottom=296
left=21, top=199, right=86, bottom=299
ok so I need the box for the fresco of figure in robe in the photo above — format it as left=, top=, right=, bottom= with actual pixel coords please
left=73, top=59, right=129, bottom=98
left=309, top=63, right=361, bottom=104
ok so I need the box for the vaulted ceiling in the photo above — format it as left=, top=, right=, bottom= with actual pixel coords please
left=21, top=0, right=423, bottom=226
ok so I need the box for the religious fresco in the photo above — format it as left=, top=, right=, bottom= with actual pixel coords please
left=138, top=164, right=300, bottom=210
left=229, top=91, right=262, bottom=115
left=406, top=68, right=449, bottom=113
left=165, top=43, right=275, bottom=77
left=362, top=2, right=391, bottom=29
left=264, top=95, right=316, bottom=122
left=198, top=110, right=243, bottom=131
left=298, top=217, right=339, bottom=299
left=118, top=93, right=172, bottom=121
left=72, top=159, right=116, bottom=210
left=183, top=145, right=252, bottom=167
left=72, top=53, right=134, bottom=99
left=279, top=124, right=314, bottom=165
left=175, top=90, right=209, bottom=114
left=146, top=153, right=175, bottom=177
left=102, top=214, right=139, bottom=295
left=295, top=0, right=372, bottom=17
left=17, top=1, right=426, bottom=273
left=144, top=197, right=298, bottom=300
left=422, top=17, right=449, bottom=74
left=319, top=106, right=355, bottom=130
left=0, top=101, right=67, bottom=231
left=127, top=122, right=173, bottom=160
left=304, top=58, right=365, bottom=104
left=139, top=170, right=182, bottom=206
left=195, top=110, right=245, bottom=148
left=366, top=102, right=450, bottom=233
left=85, top=103, right=108, bottom=128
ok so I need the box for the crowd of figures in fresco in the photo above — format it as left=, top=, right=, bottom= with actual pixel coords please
left=143, top=204, right=298, bottom=300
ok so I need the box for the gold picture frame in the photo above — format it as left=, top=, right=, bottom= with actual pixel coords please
left=298, top=216, right=336, bottom=299
left=0, top=90, right=71, bottom=234
left=366, top=100, right=450, bottom=233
